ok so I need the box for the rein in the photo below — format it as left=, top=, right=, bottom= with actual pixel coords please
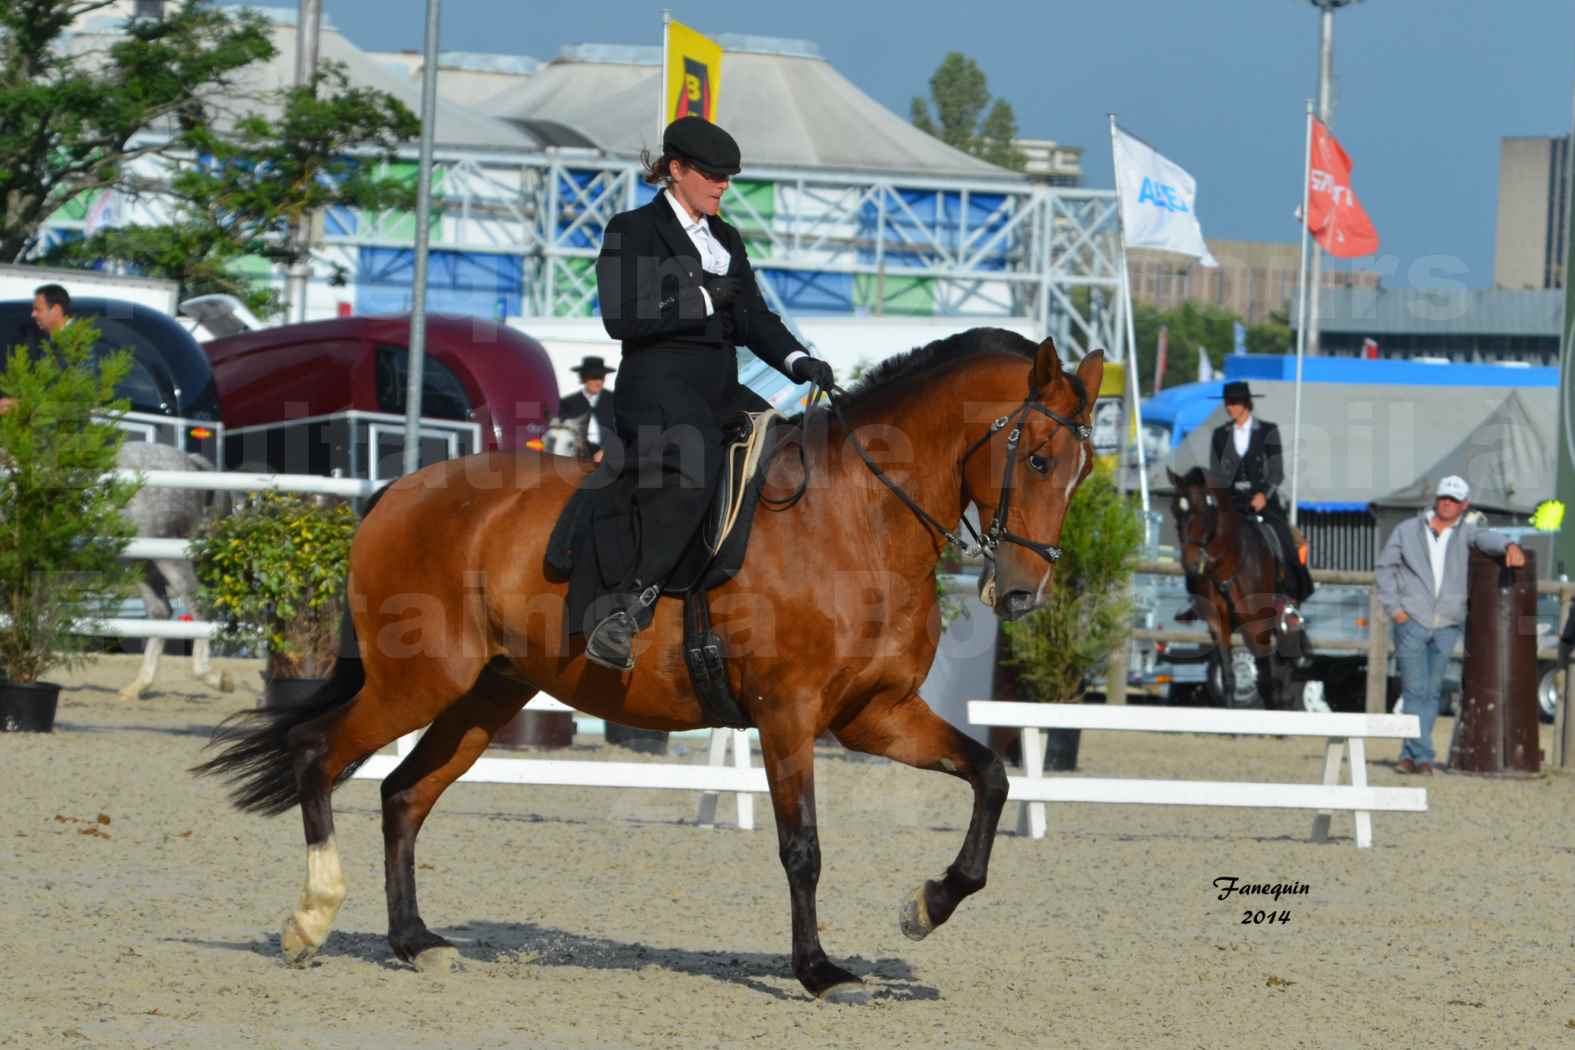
left=813, top=380, right=1091, bottom=567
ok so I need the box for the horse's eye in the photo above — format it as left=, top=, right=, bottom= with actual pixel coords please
left=1028, top=454, right=1049, bottom=474
left=1178, top=496, right=1190, bottom=513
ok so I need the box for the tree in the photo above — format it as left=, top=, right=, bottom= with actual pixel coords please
left=1001, top=461, right=1143, bottom=705
left=1129, top=301, right=1295, bottom=394
left=0, top=0, right=276, bottom=261
left=49, top=63, right=420, bottom=315
left=0, top=320, right=140, bottom=684
left=910, top=52, right=1027, bottom=172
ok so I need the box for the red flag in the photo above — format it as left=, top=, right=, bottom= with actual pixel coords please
left=1306, top=117, right=1379, bottom=258
left=1361, top=337, right=1379, bottom=359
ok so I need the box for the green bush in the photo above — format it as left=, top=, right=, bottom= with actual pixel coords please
left=190, top=491, right=356, bottom=679
left=0, top=321, right=140, bottom=684
left=1001, top=460, right=1143, bottom=702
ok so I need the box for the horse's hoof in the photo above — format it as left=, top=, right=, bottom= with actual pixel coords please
left=818, top=980, right=869, bottom=1006
left=413, top=946, right=461, bottom=975
left=117, top=688, right=142, bottom=702
left=899, top=885, right=934, bottom=942
left=216, top=672, right=234, bottom=693
left=280, top=915, right=320, bottom=966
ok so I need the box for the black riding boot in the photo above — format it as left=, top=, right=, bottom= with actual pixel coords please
left=585, top=584, right=659, bottom=672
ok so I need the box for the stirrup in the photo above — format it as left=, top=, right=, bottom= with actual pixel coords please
left=585, top=585, right=660, bottom=672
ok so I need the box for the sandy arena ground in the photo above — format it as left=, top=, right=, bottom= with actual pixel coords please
left=2, top=654, right=1573, bottom=1049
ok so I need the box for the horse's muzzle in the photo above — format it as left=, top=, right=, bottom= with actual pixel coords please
left=996, top=588, right=1039, bottom=621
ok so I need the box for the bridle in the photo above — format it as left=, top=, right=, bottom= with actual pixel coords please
left=1175, top=488, right=1223, bottom=575
left=823, top=382, right=1092, bottom=568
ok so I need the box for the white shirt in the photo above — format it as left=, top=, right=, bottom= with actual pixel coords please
left=1424, top=519, right=1455, bottom=597
left=1232, top=414, right=1253, bottom=457
left=583, top=389, right=601, bottom=447
left=661, top=190, right=807, bottom=374
left=665, top=190, right=731, bottom=318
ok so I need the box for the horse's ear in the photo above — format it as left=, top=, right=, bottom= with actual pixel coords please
left=1030, top=337, right=1063, bottom=392
left=1076, top=349, right=1105, bottom=403
left=1167, top=467, right=1182, bottom=488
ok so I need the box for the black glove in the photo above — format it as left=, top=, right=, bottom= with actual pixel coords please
left=791, top=355, right=834, bottom=389
left=703, top=275, right=742, bottom=310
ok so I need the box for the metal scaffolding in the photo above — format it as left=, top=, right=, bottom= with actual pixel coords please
left=45, top=149, right=1126, bottom=358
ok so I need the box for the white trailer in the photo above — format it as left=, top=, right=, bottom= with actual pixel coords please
left=0, top=264, right=179, bottom=315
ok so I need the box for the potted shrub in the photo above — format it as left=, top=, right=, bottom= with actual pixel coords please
left=0, top=322, right=140, bottom=731
left=999, top=461, right=1143, bottom=771
left=190, top=491, right=355, bottom=708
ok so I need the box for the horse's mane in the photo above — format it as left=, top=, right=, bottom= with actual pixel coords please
left=837, top=327, right=1088, bottom=414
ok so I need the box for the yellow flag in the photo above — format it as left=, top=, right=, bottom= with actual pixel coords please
left=664, top=19, right=723, bottom=124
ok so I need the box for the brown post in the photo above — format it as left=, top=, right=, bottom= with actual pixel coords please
left=1107, top=576, right=1133, bottom=705
left=1107, top=638, right=1130, bottom=706
left=1365, top=586, right=1389, bottom=715
left=1451, top=549, right=1541, bottom=774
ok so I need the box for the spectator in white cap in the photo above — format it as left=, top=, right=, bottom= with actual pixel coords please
left=1375, top=474, right=1525, bottom=774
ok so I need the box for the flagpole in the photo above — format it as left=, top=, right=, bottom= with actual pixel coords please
left=1109, top=114, right=1151, bottom=515
left=1290, top=99, right=1314, bottom=526
left=658, top=10, right=672, bottom=140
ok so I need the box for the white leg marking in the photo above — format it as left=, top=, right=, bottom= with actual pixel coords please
left=284, top=837, right=346, bottom=957
left=192, top=638, right=234, bottom=692
left=119, top=638, right=162, bottom=700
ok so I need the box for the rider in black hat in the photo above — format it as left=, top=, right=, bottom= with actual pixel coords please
left=558, top=356, right=617, bottom=459
left=587, top=116, right=834, bottom=670
left=1176, top=380, right=1314, bottom=621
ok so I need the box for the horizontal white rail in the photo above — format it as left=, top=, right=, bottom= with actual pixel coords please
left=124, top=538, right=191, bottom=560
left=1005, top=776, right=1427, bottom=812
left=354, top=753, right=769, bottom=793
left=85, top=617, right=221, bottom=640
left=968, top=701, right=1420, bottom=739
left=112, top=468, right=383, bottom=497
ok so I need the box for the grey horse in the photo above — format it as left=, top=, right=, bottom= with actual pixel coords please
left=116, top=441, right=235, bottom=700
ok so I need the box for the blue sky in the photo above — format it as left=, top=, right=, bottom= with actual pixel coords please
left=260, top=1, right=1575, bottom=289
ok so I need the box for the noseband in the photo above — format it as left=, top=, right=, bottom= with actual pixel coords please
left=828, top=387, right=1092, bottom=568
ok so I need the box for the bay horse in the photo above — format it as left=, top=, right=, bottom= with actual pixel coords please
left=1166, top=466, right=1308, bottom=709
left=196, top=329, right=1103, bottom=1002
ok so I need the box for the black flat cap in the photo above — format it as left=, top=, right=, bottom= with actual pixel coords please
left=663, top=116, right=741, bottom=177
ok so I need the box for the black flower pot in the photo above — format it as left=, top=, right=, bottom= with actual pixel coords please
left=1044, top=728, right=1081, bottom=772
left=0, top=681, right=62, bottom=732
left=263, top=676, right=329, bottom=710
left=604, top=720, right=669, bottom=755
left=494, top=709, right=576, bottom=750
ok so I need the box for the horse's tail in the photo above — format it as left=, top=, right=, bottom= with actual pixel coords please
left=190, top=600, right=367, bottom=817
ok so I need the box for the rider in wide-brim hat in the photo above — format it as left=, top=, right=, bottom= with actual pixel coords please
left=585, top=116, right=835, bottom=671
left=1176, top=377, right=1315, bottom=621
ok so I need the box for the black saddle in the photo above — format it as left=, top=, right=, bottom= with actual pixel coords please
left=543, top=414, right=797, bottom=728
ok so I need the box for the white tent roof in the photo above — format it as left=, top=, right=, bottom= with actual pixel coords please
left=1145, top=381, right=1555, bottom=510
left=226, top=22, right=540, bottom=153
left=483, top=40, right=1020, bottom=180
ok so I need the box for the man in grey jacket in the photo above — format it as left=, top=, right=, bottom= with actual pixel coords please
left=1375, top=475, right=1526, bottom=774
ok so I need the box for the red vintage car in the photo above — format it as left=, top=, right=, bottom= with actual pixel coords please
left=203, top=314, right=560, bottom=475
